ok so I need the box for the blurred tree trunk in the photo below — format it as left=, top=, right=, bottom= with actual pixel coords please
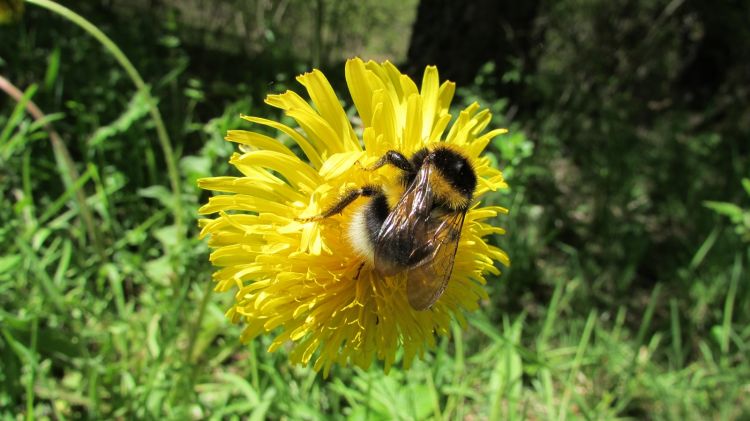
left=678, top=0, right=750, bottom=109
left=406, top=0, right=541, bottom=106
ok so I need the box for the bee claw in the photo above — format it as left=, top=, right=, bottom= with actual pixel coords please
left=295, top=215, right=323, bottom=223
left=354, top=262, right=365, bottom=280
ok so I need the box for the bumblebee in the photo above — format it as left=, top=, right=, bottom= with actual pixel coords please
left=299, top=145, right=477, bottom=311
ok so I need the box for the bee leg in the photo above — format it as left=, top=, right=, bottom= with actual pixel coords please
left=354, top=262, right=365, bottom=280
left=365, top=150, right=413, bottom=172
left=296, top=185, right=382, bottom=222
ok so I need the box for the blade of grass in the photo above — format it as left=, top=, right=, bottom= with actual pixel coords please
left=52, top=239, right=72, bottom=288
left=635, top=284, right=662, bottom=353
left=37, top=164, right=95, bottom=225
left=613, top=284, right=662, bottom=414
left=16, top=240, right=66, bottom=313
left=0, top=74, right=103, bottom=256
left=1, top=327, right=36, bottom=420
left=443, top=322, right=466, bottom=419
left=26, top=315, right=38, bottom=421
left=538, top=276, right=566, bottom=351
left=689, top=226, right=720, bottom=270
left=364, top=370, right=373, bottom=421
left=0, top=81, right=35, bottom=150
left=557, top=310, right=597, bottom=421
left=470, top=313, right=544, bottom=367
left=489, top=315, right=524, bottom=421
left=102, top=263, right=127, bottom=317
left=88, top=163, right=117, bottom=233
left=423, top=366, right=443, bottom=420
left=720, top=254, right=741, bottom=360
left=43, top=47, right=61, bottom=90
left=610, top=306, right=626, bottom=342
left=186, top=279, right=217, bottom=374
left=21, top=150, right=36, bottom=231
left=670, top=298, right=684, bottom=368
left=540, top=368, right=555, bottom=418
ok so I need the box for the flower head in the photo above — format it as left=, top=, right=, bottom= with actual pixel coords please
left=198, top=58, right=509, bottom=376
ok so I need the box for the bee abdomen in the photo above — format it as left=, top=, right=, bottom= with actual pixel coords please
left=347, top=192, right=390, bottom=265
left=365, top=194, right=389, bottom=239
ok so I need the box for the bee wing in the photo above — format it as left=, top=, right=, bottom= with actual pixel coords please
left=374, top=162, right=434, bottom=276
left=405, top=210, right=466, bottom=310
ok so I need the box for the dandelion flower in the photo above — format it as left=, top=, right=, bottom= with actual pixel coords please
left=198, top=58, right=510, bottom=376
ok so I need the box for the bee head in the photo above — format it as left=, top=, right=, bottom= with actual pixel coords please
left=429, top=147, right=477, bottom=199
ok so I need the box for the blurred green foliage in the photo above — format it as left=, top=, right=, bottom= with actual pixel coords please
left=705, top=179, right=750, bottom=242
left=1, top=0, right=748, bottom=419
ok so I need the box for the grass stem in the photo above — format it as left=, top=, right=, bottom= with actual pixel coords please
left=0, top=74, right=104, bottom=256
left=25, top=0, right=185, bottom=243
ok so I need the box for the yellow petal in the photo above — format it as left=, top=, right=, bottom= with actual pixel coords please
left=319, top=151, right=366, bottom=180
left=345, top=58, right=376, bottom=127
left=420, top=65, right=439, bottom=138
left=230, top=150, right=320, bottom=191
left=402, top=94, right=423, bottom=152
left=242, top=115, right=324, bottom=169
left=225, top=130, right=296, bottom=156
left=297, top=69, right=359, bottom=152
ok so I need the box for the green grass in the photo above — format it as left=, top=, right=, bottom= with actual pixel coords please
left=2, top=1, right=750, bottom=419
left=2, top=90, right=747, bottom=418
